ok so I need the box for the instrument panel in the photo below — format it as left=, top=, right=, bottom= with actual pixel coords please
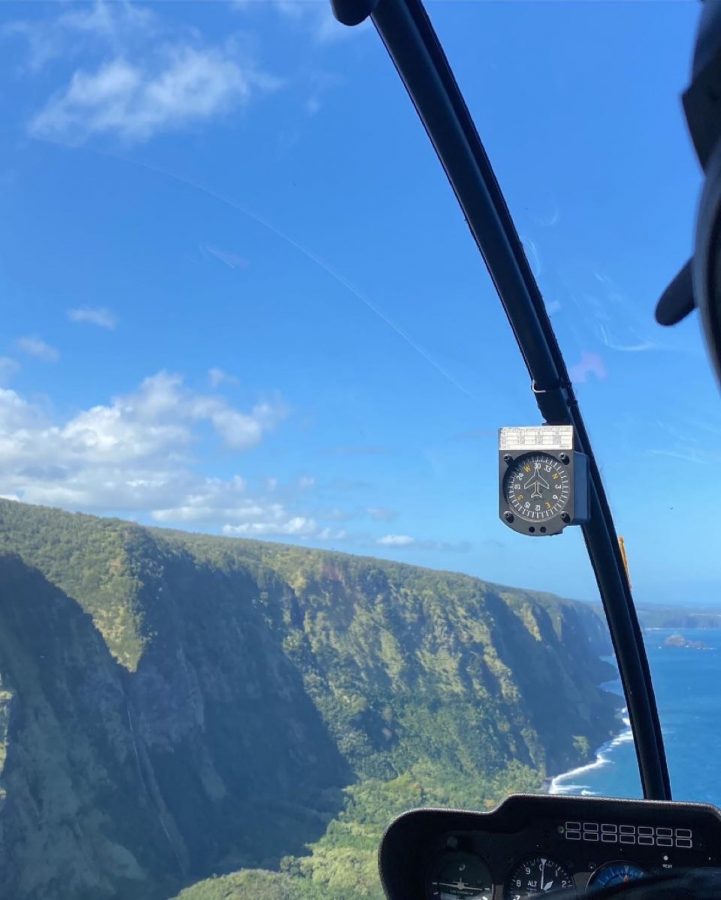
left=378, top=794, right=721, bottom=899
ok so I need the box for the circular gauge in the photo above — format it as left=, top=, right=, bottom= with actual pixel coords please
left=503, top=453, right=571, bottom=523
left=587, top=862, right=646, bottom=891
left=506, top=856, right=575, bottom=898
left=427, top=851, right=493, bottom=899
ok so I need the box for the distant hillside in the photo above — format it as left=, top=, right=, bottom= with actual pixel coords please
left=639, top=607, right=721, bottom=629
left=590, top=602, right=721, bottom=631
left=0, top=499, right=619, bottom=899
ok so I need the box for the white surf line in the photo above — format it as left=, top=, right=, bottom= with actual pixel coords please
left=549, top=712, right=632, bottom=796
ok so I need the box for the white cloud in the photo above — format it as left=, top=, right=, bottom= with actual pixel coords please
left=318, top=526, right=347, bottom=540
left=0, top=365, right=458, bottom=555
left=8, top=2, right=283, bottom=145
left=0, top=387, right=43, bottom=434
left=317, top=506, right=353, bottom=522
left=222, top=515, right=348, bottom=540
left=224, top=515, right=318, bottom=537
left=30, top=42, right=280, bottom=144
left=67, top=306, right=117, bottom=329
left=375, top=533, right=471, bottom=553
left=0, top=371, right=282, bottom=473
left=3, top=2, right=157, bottom=73
left=0, top=358, right=19, bottom=384
left=366, top=506, right=396, bottom=522
left=232, top=0, right=359, bottom=45
left=193, top=397, right=281, bottom=450
left=17, top=336, right=59, bottom=362
left=0, top=373, right=304, bottom=535
left=208, top=368, right=240, bottom=390
left=58, top=2, right=155, bottom=42
left=377, top=534, right=415, bottom=547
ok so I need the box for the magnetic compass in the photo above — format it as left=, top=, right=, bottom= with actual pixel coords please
left=504, top=453, right=570, bottom=522
left=587, top=862, right=646, bottom=891
left=499, top=426, right=589, bottom=536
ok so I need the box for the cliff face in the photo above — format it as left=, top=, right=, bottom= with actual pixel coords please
left=0, top=500, right=619, bottom=899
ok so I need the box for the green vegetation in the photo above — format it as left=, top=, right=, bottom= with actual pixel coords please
left=174, top=870, right=308, bottom=900
left=0, top=499, right=620, bottom=899
left=175, top=762, right=542, bottom=900
left=0, top=501, right=147, bottom=668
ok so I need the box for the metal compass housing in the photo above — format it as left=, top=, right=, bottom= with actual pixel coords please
left=499, top=426, right=589, bottom=536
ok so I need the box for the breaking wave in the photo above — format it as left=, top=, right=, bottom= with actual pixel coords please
left=548, top=712, right=632, bottom=796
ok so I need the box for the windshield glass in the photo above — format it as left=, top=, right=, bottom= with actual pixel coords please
left=0, top=2, right=716, bottom=899
left=431, top=0, right=718, bottom=806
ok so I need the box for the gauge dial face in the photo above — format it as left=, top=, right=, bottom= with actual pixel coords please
left=428, top=851, right=493, bottom=899
left=506, top=856, right=574, bottom=898
left=504, top=453, right=570, bottom=523
left=587, top=862, right=646, bottom=891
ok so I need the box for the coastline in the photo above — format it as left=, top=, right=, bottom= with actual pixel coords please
left=547, top=711, right=632, bottom=796
left=544, top=629, right=721, bottom=804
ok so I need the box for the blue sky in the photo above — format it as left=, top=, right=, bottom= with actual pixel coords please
left=0, top=0, right=717, bottom=606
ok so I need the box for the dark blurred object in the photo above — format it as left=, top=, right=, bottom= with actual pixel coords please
left=586, top=869, right=721, bottom=898
left=656, top=3, right=721, bottom=385
left=549, top=869, right=721, bottom=898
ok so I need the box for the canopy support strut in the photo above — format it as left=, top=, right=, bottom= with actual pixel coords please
left=332, top=0, right=671, bottom=800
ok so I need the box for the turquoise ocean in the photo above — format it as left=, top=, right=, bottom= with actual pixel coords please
left=550, top=628, right=721, bottom=804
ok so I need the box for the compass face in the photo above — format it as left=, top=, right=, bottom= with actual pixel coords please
left=504, top=452, right=570, bottom=523
left=587, top=862, right=646, bottom=890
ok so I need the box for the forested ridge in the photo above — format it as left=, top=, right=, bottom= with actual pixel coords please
left=0, top=499, right=619, bottom=899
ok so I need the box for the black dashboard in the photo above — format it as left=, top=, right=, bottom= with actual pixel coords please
left=378, top=794, right=721, bottom=899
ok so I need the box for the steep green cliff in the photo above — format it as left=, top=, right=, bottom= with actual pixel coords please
left=0, top=499, right=619, bottom=899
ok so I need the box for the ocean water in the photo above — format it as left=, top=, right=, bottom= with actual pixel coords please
left=550, top=628, right=721, bottom=805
